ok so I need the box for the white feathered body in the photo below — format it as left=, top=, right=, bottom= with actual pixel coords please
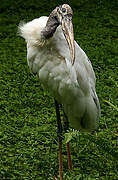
left=19, top=16, right=100, bottom=131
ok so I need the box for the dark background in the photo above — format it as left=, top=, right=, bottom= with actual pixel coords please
left=0, top=0, right=118, bottom=179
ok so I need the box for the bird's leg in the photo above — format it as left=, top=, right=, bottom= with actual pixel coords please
left=63, top=111, right=72, bottom=170
left=54, top=99, right=63, bottom=180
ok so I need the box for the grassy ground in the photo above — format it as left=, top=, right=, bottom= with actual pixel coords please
left=0, top=0, right=118, bottom=179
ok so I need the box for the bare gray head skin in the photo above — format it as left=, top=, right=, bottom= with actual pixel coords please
left=42, top=4, right=75, bottom=65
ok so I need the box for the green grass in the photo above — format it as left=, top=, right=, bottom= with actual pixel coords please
left=0, top=0, right=118, bottom=179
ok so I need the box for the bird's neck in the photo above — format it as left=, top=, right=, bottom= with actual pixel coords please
left=42, top=11, right=59, bottom=39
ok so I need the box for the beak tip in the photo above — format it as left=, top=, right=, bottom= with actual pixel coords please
left=72, top=58, right=75, bottom=65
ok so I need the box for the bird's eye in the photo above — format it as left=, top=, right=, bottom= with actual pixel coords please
left=62, top=8, right=66, bottom=13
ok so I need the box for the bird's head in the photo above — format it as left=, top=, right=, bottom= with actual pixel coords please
left=56, top=4, right=75, bottom=65
left=46, top=4, right=75, bottom=65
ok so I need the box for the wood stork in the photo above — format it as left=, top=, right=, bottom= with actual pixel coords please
left=18, top=4, right=100, bottom=180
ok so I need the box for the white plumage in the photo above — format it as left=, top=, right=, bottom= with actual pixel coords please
left=19, top=15, right=100, bottom=131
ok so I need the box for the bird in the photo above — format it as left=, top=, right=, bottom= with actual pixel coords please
left=18, top=4, right=100, bottom=180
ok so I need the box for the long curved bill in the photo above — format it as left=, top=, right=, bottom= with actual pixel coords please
left=61, top=17, right=75, bottom=65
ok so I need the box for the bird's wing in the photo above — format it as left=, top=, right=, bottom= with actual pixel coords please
left=73, top=41, right=96, bottom=94
left=73, top=41, right=100, bottom=117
